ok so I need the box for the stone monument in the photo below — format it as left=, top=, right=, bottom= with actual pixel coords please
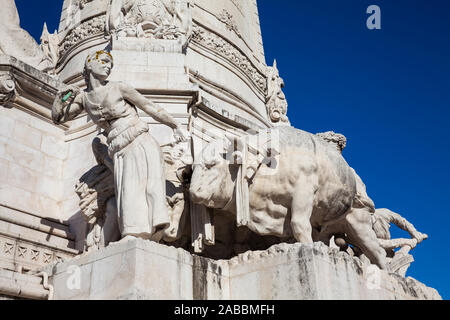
left=0, top=0, right=441, bottom=300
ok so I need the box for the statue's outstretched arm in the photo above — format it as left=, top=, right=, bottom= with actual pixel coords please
left=52, top=86, right=84, bottom=124
left=119, top=82, right=187, bottom=141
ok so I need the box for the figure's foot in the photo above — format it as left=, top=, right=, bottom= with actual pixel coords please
left=112, top=235, right=138, bottom=245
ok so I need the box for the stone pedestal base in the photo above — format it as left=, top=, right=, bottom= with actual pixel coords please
left=45, top=239, right=441, bottom=300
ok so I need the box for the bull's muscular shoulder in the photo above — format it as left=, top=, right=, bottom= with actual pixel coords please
left=273, top=126, right=356, bottom=192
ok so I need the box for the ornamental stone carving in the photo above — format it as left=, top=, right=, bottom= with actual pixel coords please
left=266, top=60, right=290, bottom=126
left=191, top=24, right=266, bottom=92
left=106, top=0, right=192, bottom=47
left=59, top=15, right=106, bottom=58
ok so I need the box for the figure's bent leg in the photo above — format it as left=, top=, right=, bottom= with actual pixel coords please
left=345, top=208, right=387, bottom=270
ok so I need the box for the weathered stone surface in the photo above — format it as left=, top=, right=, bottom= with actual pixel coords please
left=46, top=239, right=441, bottom=300
left=0, top=0, right=55, bottom=72
left=0, top=269, right=51, bottom=300
left=0, top=0, right=440, bottom=301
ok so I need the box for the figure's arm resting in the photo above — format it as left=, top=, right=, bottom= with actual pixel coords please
left=52, top=86, right=84, bottom=124
left=119, top=82, right=180, bottom=128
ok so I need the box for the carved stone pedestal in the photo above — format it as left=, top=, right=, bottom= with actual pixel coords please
left=45, top=239, right=441, bottom=300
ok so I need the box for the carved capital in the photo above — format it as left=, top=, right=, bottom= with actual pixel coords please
left=0, top=72, right=16, bottom=105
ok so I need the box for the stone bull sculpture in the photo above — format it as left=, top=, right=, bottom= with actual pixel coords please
left=189, top=126, right=387, bottom=269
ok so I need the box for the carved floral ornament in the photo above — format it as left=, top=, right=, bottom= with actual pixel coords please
left=60, top=0, right=193, bottom=57
left=191, top=25, right=267, bottom=93
left=59, top=15, right=106, bottom=58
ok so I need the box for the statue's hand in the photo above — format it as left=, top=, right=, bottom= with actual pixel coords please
left=413, top=231, right=428, bottom=243
left=52, top=84, right=81, bottom=124
left=173, top=126, right=189, bottom=143
left=58, top=84, right=81, bottom=102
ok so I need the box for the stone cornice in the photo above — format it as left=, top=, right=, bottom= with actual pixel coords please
left=0, top=55, right=68, bottom=129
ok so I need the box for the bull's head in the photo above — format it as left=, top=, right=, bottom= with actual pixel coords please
left=189, top=136, right=244, bottom=209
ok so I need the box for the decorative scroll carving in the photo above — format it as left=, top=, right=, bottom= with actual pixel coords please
left=0, top=73, right=16, bottom=105
left=191, top=24, right=266, bottom=92
left=59, top=15, right=106, bottom=58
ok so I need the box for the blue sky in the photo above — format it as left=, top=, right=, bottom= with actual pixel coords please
left=14, top=1, right=449, bottom=299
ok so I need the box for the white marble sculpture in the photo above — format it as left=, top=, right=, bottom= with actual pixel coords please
left=0, top=0, right=56, bottom=72
left=189, top=126, right=390, bottom=269
left=370, top=208, right=427, bottom=276
left=52, top=50, right=188, bottom=242
left=76, top=133, right=193, bottom=252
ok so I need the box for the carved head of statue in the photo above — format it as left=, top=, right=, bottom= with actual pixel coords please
left=83, top=51, right=114, bottom=83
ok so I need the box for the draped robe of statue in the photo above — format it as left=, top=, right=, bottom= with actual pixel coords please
left=81, top=82, right=170, bottom=239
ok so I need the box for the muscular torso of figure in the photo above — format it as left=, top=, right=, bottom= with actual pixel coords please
left=83, top=82, right=137, bottom=132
